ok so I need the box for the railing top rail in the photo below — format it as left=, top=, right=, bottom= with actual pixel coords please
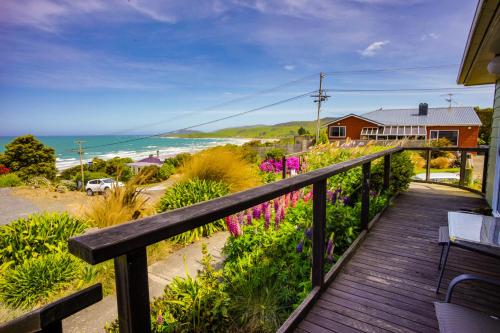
left=69, top=147, right=403, bottom=265
left=0, top=284, right=102, bottom=333
left=403, top=146, right=489, bottom=152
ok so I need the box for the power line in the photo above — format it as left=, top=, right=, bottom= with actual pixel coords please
left=105, top=73, right=318, bottom=136
left=79, top=90, right=316, bottom=150
left=323, top=64, right=459, bottom=75
left=324, top=86, right=493, bottom=93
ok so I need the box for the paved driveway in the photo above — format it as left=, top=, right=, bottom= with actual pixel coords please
left=0, top=188, right=40, bottom=225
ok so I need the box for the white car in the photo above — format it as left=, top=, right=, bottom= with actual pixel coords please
left=85, top=178, right=124, bottom=196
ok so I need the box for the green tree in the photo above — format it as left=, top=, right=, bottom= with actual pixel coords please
left=475, top=107, right=493, bottom=144
left=1, top=135, right=56, bottom=180
left=297, top=126, right=307, bottom=135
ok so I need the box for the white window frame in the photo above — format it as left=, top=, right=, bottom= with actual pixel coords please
left=429, top=130, right=459, bottom=146
left=329, top=126, right=346, bottom=138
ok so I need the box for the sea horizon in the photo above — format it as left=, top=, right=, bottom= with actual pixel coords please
left=0, top=135, right=250, bottom=170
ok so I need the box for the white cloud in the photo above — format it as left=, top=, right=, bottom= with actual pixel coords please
left=358, top=40, right=390, bottom=57
left=284, top=65, right=295, bottom=71
left=421, top=32, right=438, bottom=41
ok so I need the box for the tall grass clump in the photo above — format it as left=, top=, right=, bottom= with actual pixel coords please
left=158, top=178, right=230, bottom=243
left=180, top=147, right=261, bottom=192
left=0, top=212, right=88, bottom=266
left=86, top=172, right=153, bottom=228
left=0, top=253, right=81, bottom=308
left=0, top=173, right=22, bottom=187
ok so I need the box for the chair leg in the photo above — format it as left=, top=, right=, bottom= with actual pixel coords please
left=438, top=244, right=445, bottom=270
left=436, top=243, right=451, bottom=294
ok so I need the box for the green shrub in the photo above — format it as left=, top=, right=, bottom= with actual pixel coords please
left=158, top=162, right=175, bottom=180
left=0, top=253, right=81, bottom=308
left=60, top=179, right=78, bottom=191
left=74, top=171, right=110, bottom=183
left=60, top=165, right=88, bottom=180
left=26, top=176, right=51, bottom=188
left=0, top=173, right=22, bottom=187
left=158, top=179, right=230, bottom=243
left=264, top=148, right=285, bottom=161
left=137, top=165, right=161, bottom=184
left=0, top=213, right=88, bottom=266
left=370, top=151, right=414, bottom=194
left=165, top=153, right=192, bottom=168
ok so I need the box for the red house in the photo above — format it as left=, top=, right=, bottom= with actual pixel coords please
left=325, top=104, right=481, bottom=148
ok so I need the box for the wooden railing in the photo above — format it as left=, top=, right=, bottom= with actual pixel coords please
left=0, top=284, right=102, bottom=333
left=404, top=146, right=489, bottom=194
left=66, top=146, right=402, bottom=333
left=3, top=146, right=488, bottom=332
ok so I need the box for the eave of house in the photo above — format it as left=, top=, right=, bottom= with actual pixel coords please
left=322, top=114, right=384, bottom=127
left=457, top=0, right=500, bottom=86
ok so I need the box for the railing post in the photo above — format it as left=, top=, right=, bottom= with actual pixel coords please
left=361, top=162, right=371, bottom=230
left=426, top=149, right=431, bottom=182
left=312, top=179, right=327, bottom=288
left=383, top=154, right=391, bottom=191
left=114, top=247, right=151, bottom=333
left=282, top=156, right=287, bottom=179
left=459, top=151, right=467, bottom=187
left=482, top=149, right=489, bottom=193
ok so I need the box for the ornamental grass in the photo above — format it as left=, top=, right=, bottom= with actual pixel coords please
left=179, top=146, right=261, bottom=192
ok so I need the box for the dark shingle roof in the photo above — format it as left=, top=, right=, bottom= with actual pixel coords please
left=361, top=106, right=481, bottom=126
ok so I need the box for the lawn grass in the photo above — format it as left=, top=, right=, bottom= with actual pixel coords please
left=414, top=167, right=460, bottom=174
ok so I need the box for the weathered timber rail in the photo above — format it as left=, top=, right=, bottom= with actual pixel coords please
left=2, top=146, right=490, bottom=332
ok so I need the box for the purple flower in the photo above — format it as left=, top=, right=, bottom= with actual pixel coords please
left=237, top=213, right=244, bottom=225
left=285, top=193, right=291, bottom=208
left=225, top=215, right=242, bottom=237
left=305, top=228, right=312, bottom=240
left=342, top=196, right=350, bottom=206
left=157, top=314, right=164, bottom=325
left=274, top=199, right=280, bottom=213
left=370, top=190, right=377, bottom=197
left=296, top=240, right=304, bottom=253
left=253, top=205, right=262, bottom=219
left=280, top=205, right=285, bottom=221
left=326, top=238, right=334, bottom=263
left=264, top=206, right=271, bottom=229
left=275, top=207, right=281, bottom=228
left=336, top=187, right=342, bottom=195
left=291, top=191, right=299, bottom=207
left=331, top=191, right=337, bottom=204
left=246, top=209, right=253, bottom=225
left=327, top=190, right=334, bottom=201
left=286, top=156, right=300, bottom=172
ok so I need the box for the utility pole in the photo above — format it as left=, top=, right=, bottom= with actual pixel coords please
left=311, top=72, right=330, bottom=143
left=75, top=140, right=86, bottom=191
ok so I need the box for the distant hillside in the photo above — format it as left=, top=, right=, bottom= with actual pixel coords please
left=172, top=117, right=337, bottom=139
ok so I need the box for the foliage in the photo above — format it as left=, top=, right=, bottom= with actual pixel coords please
left=371, top=151, right=414, bottom=194
left=137, top=165, right=162, bottom=184
left=59, top=179, right=78, bottom=191
left=86, top=174, right=152, bottom=228
left=264, top=148, right=285, bottom=161
left=60, top=164, right=88, bottom=180
left=317, top=129, right=329, bottom=145
left=0, top=253, right=81, bottom=309
left=475, top=106, right=493, bottom=145
left=0, top=165, right=10, bottom=175
left=180, top=147, right=261, bottom=192
left=104, top=157, right=133, bottom=181
left=0, top=135, right=57, bottom=180
left=158, top=179, right=230, bottom=244
left=74, top=171, right=110, bottom=183
left=158, top=163, right=176, bottom=181
left=297, top=126, right=309, bottom=135
left=410, top=152, right=426, bottom=169
left=26, top=176, right=51, bottom=188
left=431, top=157, right=453, bottom=169
left=165, top=153, right=192, bottom=168
left=0, top=173, right=22, bottom=187
left=0, top=213, right=88, bottom=267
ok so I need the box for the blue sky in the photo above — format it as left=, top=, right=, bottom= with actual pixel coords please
left=0, top=0, right=494, bottom=136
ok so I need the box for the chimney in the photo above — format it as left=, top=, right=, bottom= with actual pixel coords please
left=418, top=103, right=428, bottom=116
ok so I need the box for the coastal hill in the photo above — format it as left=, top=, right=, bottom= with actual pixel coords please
left=171, top=117, right=338, bottom=138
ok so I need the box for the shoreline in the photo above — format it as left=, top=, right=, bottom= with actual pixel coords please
left=55, top=137, right=275, bottom=171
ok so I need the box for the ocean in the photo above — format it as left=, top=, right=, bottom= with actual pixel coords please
left=0, top=136, right=249, bottom=170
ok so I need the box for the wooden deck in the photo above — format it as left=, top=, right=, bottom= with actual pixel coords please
left=296, top=183, right=500, bottom=333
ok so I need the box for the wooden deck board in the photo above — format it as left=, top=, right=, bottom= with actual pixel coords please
left=295, top=183, right=500, bottom=333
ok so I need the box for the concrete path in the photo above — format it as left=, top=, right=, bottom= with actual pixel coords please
left=63, top=232, right=229, bottom=333
left=0, top=188, right=40, bottom=225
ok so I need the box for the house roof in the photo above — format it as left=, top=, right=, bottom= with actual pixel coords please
left=457, top=0, right=500, bottom=85
left=322, top=113, right=384, bottom=127
left=137, top=156, right=162, bottom=164
left=325, top=106, right=482, bottom=127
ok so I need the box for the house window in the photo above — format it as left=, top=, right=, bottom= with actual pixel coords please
left=360, top=127, right=378, bottom=140
left=430, top=130, right=459, bottom=146
left=329, top=126, right=346, bottom=138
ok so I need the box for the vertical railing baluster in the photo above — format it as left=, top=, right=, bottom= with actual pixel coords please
left=312, top=179, right=327, bottom=288
left=459, top=150, right=467, bottom=187
left=426, top=149, right=431, bottom=182
left=282, top=156, right=287, bottom=179
left=114, top=247, right=151, bottom=333
left=482, top=149, right=489, bottom=194
left=383, top=154, right=391, bottom=191
left=361, top=162, right=371, bottom=230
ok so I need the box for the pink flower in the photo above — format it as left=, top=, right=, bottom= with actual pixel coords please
left=303, top=191, right=313, bottom=203
left=264, top=205, right=271, bottom=230
left=225, top=215, right=242, bottom=237
left=246, top=209, right=253, bottom=225
left=274, top=199, right=280, bottom=213
left=237, top=213, right=244, bottom=225
left=253, top=205, right=262, bottom=219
